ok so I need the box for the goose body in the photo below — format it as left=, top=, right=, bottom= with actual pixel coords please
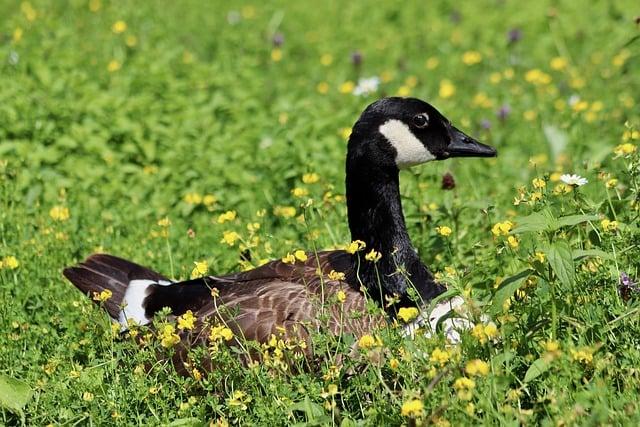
left=63, top=97, right=497, bottom=372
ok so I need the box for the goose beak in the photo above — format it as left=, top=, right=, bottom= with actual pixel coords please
left=445, top=127, right=497, bottom=158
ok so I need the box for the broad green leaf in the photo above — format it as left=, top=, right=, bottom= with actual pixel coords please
left=0, top=374, right=32, bottom=415
left=167, top=418, right=205, bottom=427
left=572, top=249, right=613, bottom=261
left=556, top=214, right=598, bottom=228
left=491, top=270, right=532, bottom=314
left=289, top=397, right=327, bottom=421
left=512, top=209, right=557, bottom=234
left=545, top=242, right=575, bottom=287
left=524, top=358, right=550, bottom=383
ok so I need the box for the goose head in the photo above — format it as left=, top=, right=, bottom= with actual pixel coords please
left=348, top=97, right=497, bottom=169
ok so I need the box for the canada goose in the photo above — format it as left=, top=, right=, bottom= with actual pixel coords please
left=63, top=97, right=496, bottom=371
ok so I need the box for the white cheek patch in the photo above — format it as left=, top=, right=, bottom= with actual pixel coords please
left=379, top=119, right=435, bottom=168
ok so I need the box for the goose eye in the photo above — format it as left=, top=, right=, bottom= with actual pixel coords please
left=412, top=113, right=429, bottom=129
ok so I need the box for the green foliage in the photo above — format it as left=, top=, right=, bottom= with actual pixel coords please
left=1, top=0, right=640, bottom=425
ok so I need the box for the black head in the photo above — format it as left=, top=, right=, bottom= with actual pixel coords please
left=348, top=97, right=497, bottom=169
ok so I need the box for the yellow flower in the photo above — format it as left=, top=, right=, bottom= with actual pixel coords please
left=345, top=240, right=366, bottom=254
left=534, top=251, right=546, bottom=263
left=600, top=219, right=618, bottom=232
left=484, top=322, right=498, bottom=338
left=439, top=79, right=456, bottom=99
left=326, top=270, right=345, bottom=281
left=465, top=359, right=490, bottom=376
left=436, top=225, right=452, bottom=237
left=227, top=390, right=251, bottom=410
left=291, top=187, right=308, bottom=198
left=614, top=143, right=637, bottom=156
left=209, top=325, right=234, bottom=342
left=281, top=253, right=296, bottom=264
left=339, top=127, right=352, bottom=140
left=190, top=260, right=208, bottom=279
left=430, top=348, right=450, bottom=366
left=184, top=192, right=202, bottom=205
left=396, top=85, right=411, bottom=97
left=125, top=35, right=137, bottom=47
left=294, top=250, right=307, bottom=262
left=453, top=377, right=476, bottom=400
left=13, top=27, right=23, bottom=43
left=401, top=399, right=424, bottom=418
left=357, top=334, right=381, bottom=349
left=532, top=178, right=546, bottom=189
left=177, top=310, right=196, bottom=330
left=191, top=368, right=202, bottom=381
left=2, top=256, right=20, bottom=270
left=157, top=217, right=171, bottom=227
left=159, top=324, right=181, bottom=348
left=544, top=340, right=560, bottom=353
left=570, top=347, right=594, bottom=364
left=217, top=210, right=236, bottom=224
left=107, top=60, right=121, bottom=72
left=462, top=50, right=482, bottom=65
left=274, top=206, right=296, bottom=218
left=271, top=48, right=283, bottom=62
left=507, top=236, right=519, bottom=248
left=112, top=20, right=127, bottom=34
left=523, top=110, right=538, bottom=121
left=220, top=230, right=241, bottom=246
left=302, top=173, right=320, bottom=184
left=491, top=221, right=513, bottom=237
left=339, top=81, right=355, bottom=94
left=82, top=391, right=94, bottom=402
left=49, top=206, right=70, bottom=221
left=389, top=358, right=399, bottom=370
left=320, top=53, right=333, bottom=66
left=606, top=178, right=618, bottom=189
left=397, top=307, right=420, bottom=323
left=550, top=56, right=568, bottom=70
left=336, top=290, right=346, bottom=303
left=365, top=249, right=382, bottom=263
left=92, top=289, right=112, bottom=303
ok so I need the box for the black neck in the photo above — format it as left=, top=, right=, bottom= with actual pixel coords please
left=345, top=153, right=444, bottom=311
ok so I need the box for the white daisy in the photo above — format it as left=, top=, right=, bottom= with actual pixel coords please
left=560, top=173, right=588, bottom=186
left=352, top=76, right=380, bottom=96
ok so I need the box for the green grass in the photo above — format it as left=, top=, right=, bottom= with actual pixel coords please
left=1, top=0, right=639, bottom=425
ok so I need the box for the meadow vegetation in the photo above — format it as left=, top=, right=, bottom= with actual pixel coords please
left=1, top=0, right=639, bottom=425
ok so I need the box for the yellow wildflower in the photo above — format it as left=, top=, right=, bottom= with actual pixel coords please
left=439, top=79, right=456, bottom=99
left=397, top=307, right=420, bottom=323
left=217, top=210, right=236, bottom=224
left=425, top=57, right=439, bottom=69
left=270, top=48, right=282, bottom=62
left=157, top=217, right=171, bottom=227
left=570, top=347, right=594, bottom=364
left=281, top=253, right=296, bottom=264
left=357, top=334, right=381, bottom=349
left=107, top=60, right=121, bottom=72
left=484, top=322, right=498, bottom=338
left=291, top=187, right=308, bottom=198
left=430, top=348, right=450, bottom=366
left=345, top=240, right=366, bottom=254
left=365, top=249, right=382, bottom=263
left=401, top=399, right=424, bottom=418
left=436, top=225, right=452, bottom=237
left=601, top=219, right=618, bottom=232
left=13, top=27, right=23, bottom=43
left=339, top=81, right=355, bottom=94
left=112, top=20, right=127, bottom=34
left=465, top=359, right=490, bottom=376
left=209, top=325, right=234, bottom=342
left=92, top=289, right=112, bottom=303
left=532, top=178, right=546, bottom=189
left=2, top=256, right=19, bottom=270
left=190, top=260, right=208, bottom=279
left=159, top=324, right=180, bottom=348
left=534, top=251, right=546, bottom=263
left=227, top=390, right=251, bottom=410
left=550, top=56, right=568, bottom=70
left=507, top=236, right=519, bottom=248
left=614, top=143, right=637, bottom=156
left=389, top=358, right=399, bottom=370
left=82, top=391, right=94, bottom=402
left=453, top=377, right=476, bottom=400
left=316, top=81, right=329, bottom=94
left=606, top=178, right=618, bottom=189
left=49, top=206, right=70, bottom=221
left=339, top=127, right=352, bottom=140
left=462, top=50, right=482, bottom=65
left=220, top=230, right=241, bottom=246
left=336, top=290, right=346, bottom=303
left=177, top=310, right=196, bottom=330
left=274, top=206, right=296, bottom=218
left=294, top=250, right=307, bottom=262
left=184, top=192, right=202, bottom=205
left=328, top=270, right=346, bottom=281
left=491, top=221, right=513, bottom=237
left=302, top=173, right=319, bottom=184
